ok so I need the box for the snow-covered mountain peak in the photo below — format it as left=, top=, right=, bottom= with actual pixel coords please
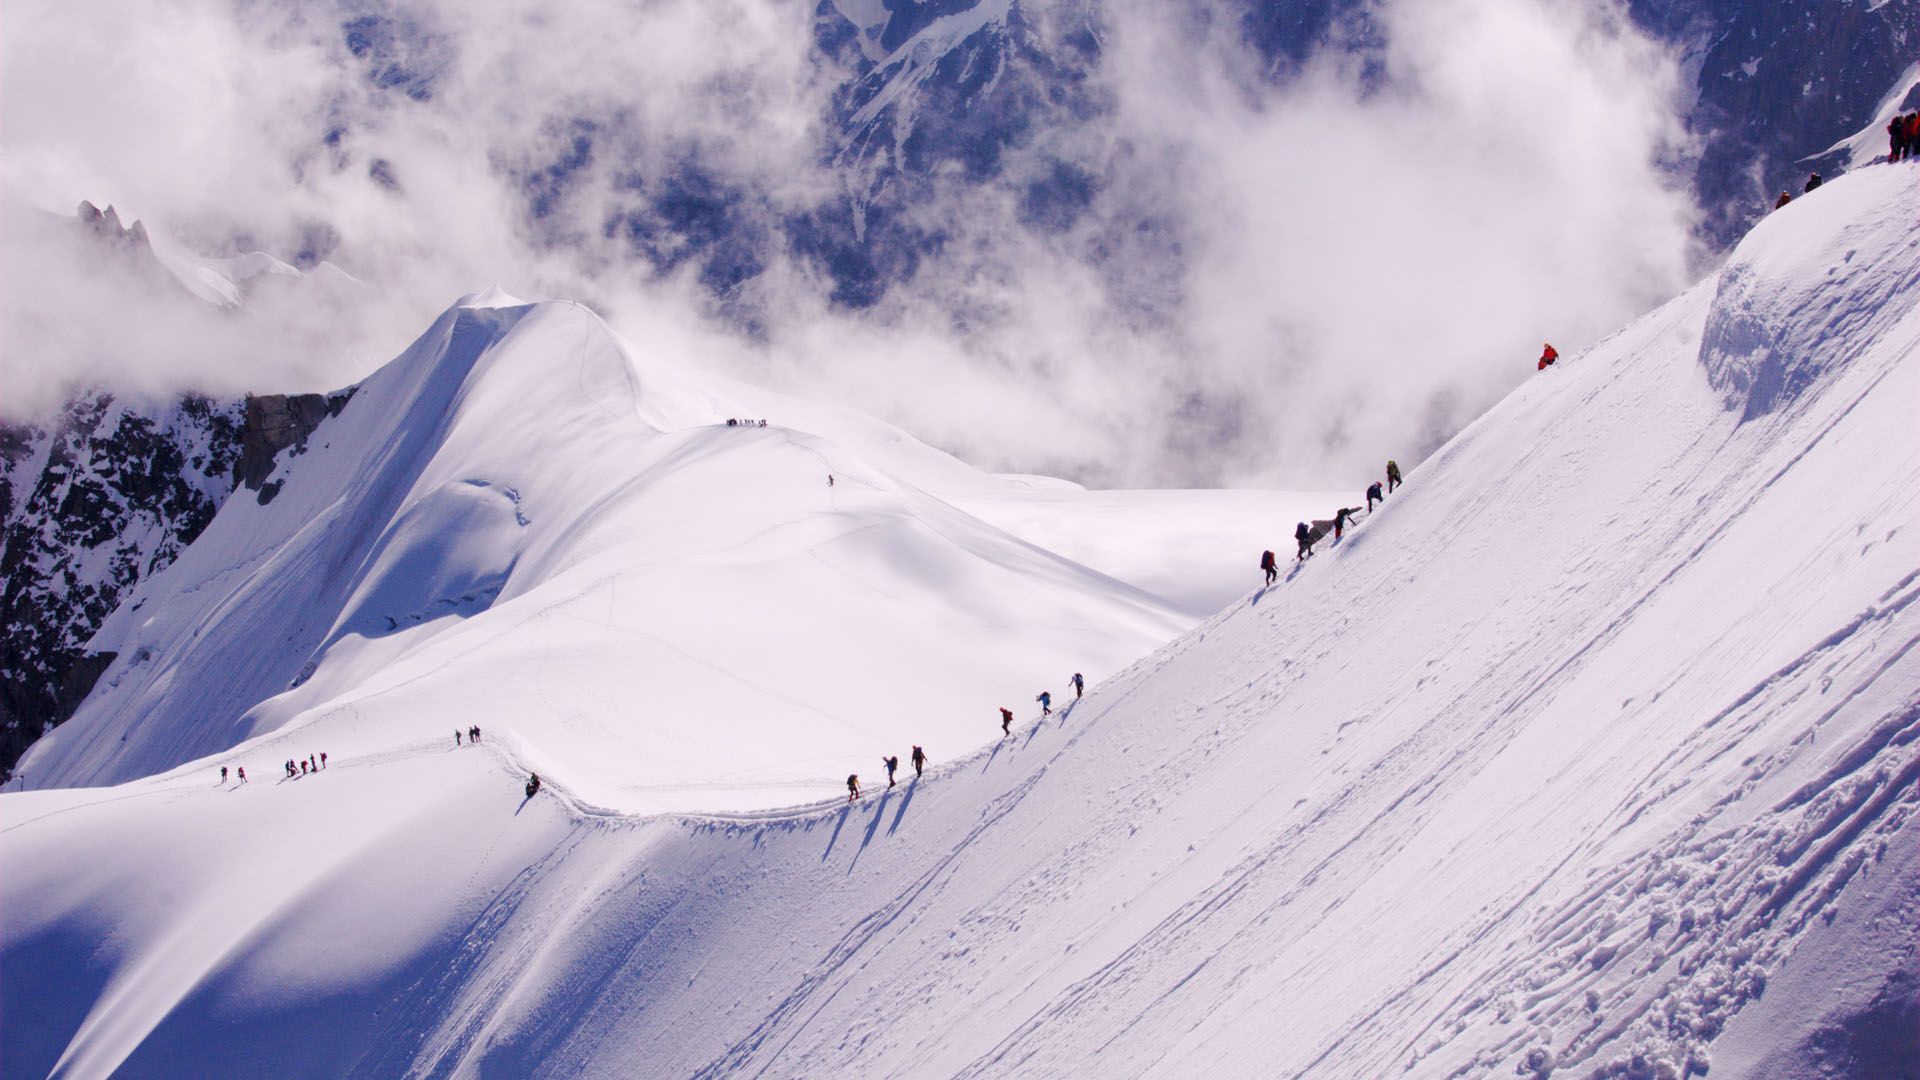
left=452, top=285, right=527, bottom=310
left=14, top=294, right=1189, bottom=812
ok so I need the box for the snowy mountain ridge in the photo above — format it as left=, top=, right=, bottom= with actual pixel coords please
left=1, top=166, right=1917, bottom=1078
left=8, top=288, right=1257, bottom=810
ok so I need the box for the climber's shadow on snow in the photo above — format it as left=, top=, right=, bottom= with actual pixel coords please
left=887, top=780, right=916, bottom=836
left=848, top=790, right=897, bottom=872
left=821, top=804, right=851, bottom=861
left=982, top=737, right=1010, bottom=773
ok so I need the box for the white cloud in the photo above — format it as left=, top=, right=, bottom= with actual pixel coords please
left=1, top=0, right=1699, bottom=488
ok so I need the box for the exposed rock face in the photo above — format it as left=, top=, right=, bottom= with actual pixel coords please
left=0, top=387, right=349, bottom=782
left=76, top=200, right=153, bottom=251
left=236, top=391, right=353, bottom=494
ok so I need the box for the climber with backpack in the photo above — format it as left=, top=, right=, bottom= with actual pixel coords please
left=1334, top=506, right=1361, bottom=540
left=1260, top=549, right=1278, bottom=585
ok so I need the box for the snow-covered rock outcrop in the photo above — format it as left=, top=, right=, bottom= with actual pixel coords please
left=1, top=166, right=1915, bottom=1078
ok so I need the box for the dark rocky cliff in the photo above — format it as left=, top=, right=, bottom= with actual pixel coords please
left=0, top=388, right=346, bottom=783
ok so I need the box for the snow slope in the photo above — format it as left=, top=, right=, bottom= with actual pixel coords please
left=3, top=166, right=1917, bottom=1079
left=8, top=292, right=1191, bottom=812
left=949, top=484, right=1345, bottom=618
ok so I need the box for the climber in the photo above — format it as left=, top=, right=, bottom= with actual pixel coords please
left=1386, top=459, right=1402, bottom=493
left=884, top=755, right=899, bottom=788
left=1261, top=549, right=1278, bottom=586
left=1773, top=191, right=1792, bottom=210
left=1803, top=173, right=1822, bottom=193
left=525, top=773, right=541, bottom=799
left=1037, top=691, right=1052, bottom=717
left=1070, top=672, right=1085, bottom=699
left=1295, top=521, right=1314, bottom=561
left=1001, top=707, right=1015, bottom=735
left=912, top=744, right=927, bottom=777
left=847, top=774, right=862, bottom=802
left=1334, top=506, right=1361, bottom=540
left=1537, top=344, right=1559, bottom=371
left=1367, top=481, right=1384, bottom=512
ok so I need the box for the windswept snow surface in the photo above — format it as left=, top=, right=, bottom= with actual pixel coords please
left=4, top=167, right=1919, bottom=1079
left=949, top=486, right=1345, bottom=618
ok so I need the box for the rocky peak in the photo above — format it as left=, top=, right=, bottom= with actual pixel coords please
left=76, top=200, right=153, bottom=252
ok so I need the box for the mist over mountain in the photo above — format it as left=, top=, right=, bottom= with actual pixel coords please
left=7, top=0, right=1910, bottom=490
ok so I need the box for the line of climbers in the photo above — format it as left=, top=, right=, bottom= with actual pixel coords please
left=215, top=751, right=329, bottom=786
left=1775, top=116, right=1912, bottom=212
left=1888, top=111, right=1919, bottom=164
left=845, top=672, right=1087, bottom=801
left=282, top=753, right=327, bottom=779
left=1261, top=459, right=1404, bottom=581
left=219, top=728, right=472, bottom=791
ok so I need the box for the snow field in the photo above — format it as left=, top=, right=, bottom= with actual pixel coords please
left=2, top=165, right=1917, bottom=1078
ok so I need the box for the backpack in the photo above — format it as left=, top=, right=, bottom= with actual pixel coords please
left=1261, top=550, right=1275, bottom=568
